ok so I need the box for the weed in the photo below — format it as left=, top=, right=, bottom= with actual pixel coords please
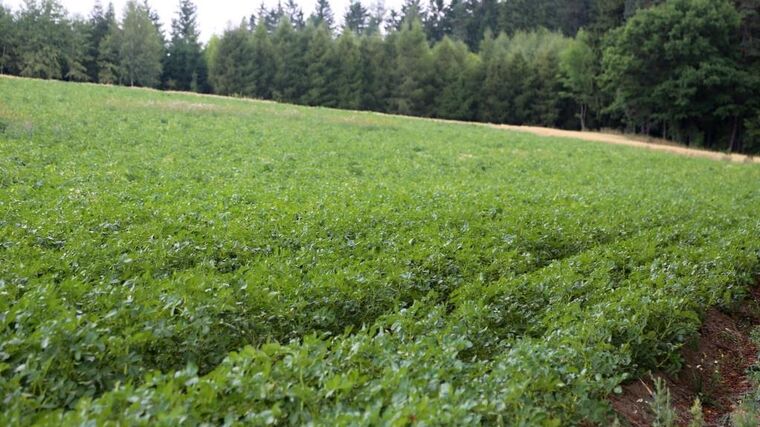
left=689, top=397, right=704, bottom=427
left=650, top=376, right=677, bottom=427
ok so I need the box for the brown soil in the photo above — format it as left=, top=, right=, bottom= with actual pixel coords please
left=496, top=125, right=760, bottom=164
left=611, top=287, right=760, bottom=426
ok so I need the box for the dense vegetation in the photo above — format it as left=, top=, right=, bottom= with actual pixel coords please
left=1, top=0, right=759, bottom=153
left=1, top=77, right=759, bottom=425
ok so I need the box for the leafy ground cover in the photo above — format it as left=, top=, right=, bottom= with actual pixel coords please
left=1, top=77, right=759, bottom=425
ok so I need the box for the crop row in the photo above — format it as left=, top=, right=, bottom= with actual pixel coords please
left=10, top=212, right=756, bottom=426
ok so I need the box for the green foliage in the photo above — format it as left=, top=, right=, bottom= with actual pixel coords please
left=343, top=0, right=369, bottom=35
left=392, top=18, right=434, bottom=115
left=2, top=0, right=759, bottom=153
left=96, top=17, right=121, bottom=85
left=163, top=0, right=207, bottom=92
left=0, top=5, right=15, bottom=74
left=118, top=0, right=164, bottom=87
left=689, top=397, right=704, bottom=427
left=560, top=30, right=597, bottom=129
left=602, top=0, right=746, bottom=146
left=271, top=18, right=308, bottom=102
left=431, top=36, right=479, bottom=119
left=0, top=77, right=758, bottom=425
left=209, top=22, right=253, bottom=96
left=333, top=29, right=362, bottom=109
left=14, top=0, right=84, bottom=80
left=303, top=23, right=337, bottom=106
left=650, top=377, right=676, bottom=427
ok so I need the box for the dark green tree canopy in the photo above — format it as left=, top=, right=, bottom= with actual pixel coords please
left=2, top=0, right=759, bottom=153
left=344, top=0, right=369, bottom=34
left=163, top=0, right=207, bottom=91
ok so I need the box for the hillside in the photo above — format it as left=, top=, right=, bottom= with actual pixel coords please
left=1, top=77, right=759, bottom=425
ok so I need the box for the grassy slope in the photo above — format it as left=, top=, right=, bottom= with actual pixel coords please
left=1, top=77, right=759, bottom=425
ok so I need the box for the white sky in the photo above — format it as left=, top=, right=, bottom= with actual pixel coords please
left=3, top=0, right=404, bottom=42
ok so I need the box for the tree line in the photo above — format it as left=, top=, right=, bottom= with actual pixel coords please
left=1, top=0, right=758, bottom=153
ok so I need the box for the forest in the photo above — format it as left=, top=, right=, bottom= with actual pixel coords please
left=1, top=0, right=759, bottom=153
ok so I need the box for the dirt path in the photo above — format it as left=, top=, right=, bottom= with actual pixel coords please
left=496, top=125, right=760, bottom=164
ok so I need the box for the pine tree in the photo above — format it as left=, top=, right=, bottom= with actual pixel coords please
left=142, top=0, right=166, bottom=44
left=163, top=0, right=206, bottom=91
left=392, top=18, right=433, bottom=115
left=334, top=29, right=363, bottom=109
left=15, top=0, right=78, bottom=80
left=210, top=22, right=254, bottom=96
left=431, top=36, right=476, bottom=118
left=272, top=17, right=309, bottom=102
left=310, top=0, right=335, bottom=31
left=366, top=1, right=386, bottom=35
left=264, top=2, right=285, bottom=31
left=358, top=33, right=393, bottom=110
left=303, top=23, right=337, bottom=106
left=250, top=22, right=276, bottom=98
left=65, top=17, right=91, bottom=81
left=0, top=4, right=17, bottom=74
left=480, top=34, right=532, bottom=123
left=285, top=0, right=305, bottom=29
left=344, top=1, right=370, bottom=34
left=84, top=1, right=111, bottom=81
left=97, top=15, right=121, bottom=84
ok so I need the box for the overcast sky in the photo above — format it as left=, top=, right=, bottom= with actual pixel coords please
left=3, top=0, right=404, bottom=42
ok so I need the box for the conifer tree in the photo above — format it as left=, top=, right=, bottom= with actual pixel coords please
left=250, top=22, right=276, bottom=98
left=15, top=0, right=80, bottom=80
left=344, top=0, right=369, bottom=34
left=97, top=15, right=121, bottom=84
left=303, top=23, right=336, bottom=106
left=164, top=0, right=207, bottom=91
left=334, top=29, right=363, bottom=108
left=284, top=0, right=305, bottom=29
left=358, top=33, right=393, bottom=111
left=272, top=17, right=309, bottom=102
left=310, top=0, right=335, bottom=30
left=0, top=4, right=17, bottom=74
left=392, top=18, right=433, bottom=115
left=210, top=22, right=253, bottom=95
left=431, top=36, right=476, bottom=118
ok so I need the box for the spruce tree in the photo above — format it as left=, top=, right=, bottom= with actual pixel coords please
left=250, top=22, right=276, bottom=99
left=334, top=29, right=363, bottom=109
left=284, top=0, right=305, bottom=29
left=97, top=15, right=121, bottom=84
left=431, top=36, right=474, bottom=118
left=0, top=5, right=17, bottom=74
left=310, top=0, right=335, bottom=31
left=210, top=22, right=254, bottom=96
left=84, top=1, right=113, bottom=81
left=163, top=0, right=206, bottom=91
left=272, top=17, right=309, bottom=102
left=392, top=18, right=433, bottom=115
left=358, top=34, right=388, bottom=110
left=344, top=1, right=370, bottom=34
left=16, top=0, right=77, bottom=80
left=303, top=23, right=337, bottom=106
